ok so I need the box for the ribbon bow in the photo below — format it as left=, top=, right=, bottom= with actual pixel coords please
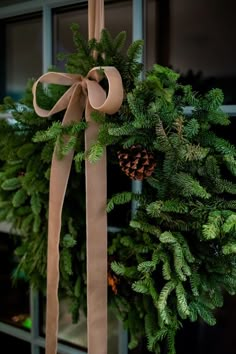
left=32, top=66, right=123, bottom=354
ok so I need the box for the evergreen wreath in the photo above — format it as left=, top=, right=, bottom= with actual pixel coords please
left=1, top=24, right=236, bottom=353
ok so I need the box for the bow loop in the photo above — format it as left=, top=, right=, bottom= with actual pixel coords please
left=32, top=72, right=83, bottom=118
left=87, top=66, right=123, bottom=114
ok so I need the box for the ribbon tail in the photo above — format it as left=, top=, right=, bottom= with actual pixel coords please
left=46, top=148, right=75, bottom=354
left=85, top=103, right=108, bottom=354
left=45, top=91, right=85, bottom=354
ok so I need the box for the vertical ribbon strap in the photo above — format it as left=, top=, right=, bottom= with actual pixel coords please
left=32, top=67, right=123, bottom=354
left=88, top=0, right=104, bottom=41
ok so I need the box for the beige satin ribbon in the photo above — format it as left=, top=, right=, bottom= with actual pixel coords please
left=32, top=66, right=123, bottom=354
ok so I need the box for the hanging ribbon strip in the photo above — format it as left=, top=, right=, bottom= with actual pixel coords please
left=32, top=67, right=123, bottom=354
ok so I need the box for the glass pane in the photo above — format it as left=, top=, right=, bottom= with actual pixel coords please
left=5, top=16, right=42, bottom=100
left=176, top=294, right=236, bottom=354
left=53, top=1, right=132, bottom=69
left=40, top=296, right=119, bottom=353
left=0, top=333, right=31, bottom=352
left=104, top=1, right=132, bottom=50
left=0, top=232, right=30, bottom=330
left=167, top=0, right=236, bottom=103
left=145, top=0, right=159, bottom=71
left=53, top=5, right=88, bottom=69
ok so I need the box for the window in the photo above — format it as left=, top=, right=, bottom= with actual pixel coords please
left=1, top=1, right=236, bottom=354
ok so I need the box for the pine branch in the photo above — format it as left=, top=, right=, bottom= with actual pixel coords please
left=183, top=118, right=200, bottom=138
left=157, top=281, right=175, bottom=325
left=106, top=191, right=133, bottom=212
left=171, top=172, right=211, bottom=199
left=175, top=282, right=190, bottom=319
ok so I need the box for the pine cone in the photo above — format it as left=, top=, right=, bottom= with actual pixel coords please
left=117, top=145, right=156, bottom=180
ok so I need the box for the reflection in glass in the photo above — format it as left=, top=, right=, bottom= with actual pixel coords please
left=176, top=293, right=236, bottom=354
left=0, top=332, right=31, bottom=352
left=6, top=16, right=42, bottom=100
left=0, top=232, right=30, bottom=330
left=145, top=0, right=159, bottom=71
left=168, top=0, right=236, bottom=103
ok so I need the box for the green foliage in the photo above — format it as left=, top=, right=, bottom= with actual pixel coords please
left=1, top=26, right=236, bottom=354
left=106, top=191, right=140, bottom=212
left=61, top=24, right=143, bottom=92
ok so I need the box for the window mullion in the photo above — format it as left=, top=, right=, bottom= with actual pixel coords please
left=42, top=4, right=52, bottom=73
left=30, top=288, right=40, bottom=354
left=183, top=105, right=236, bottom=116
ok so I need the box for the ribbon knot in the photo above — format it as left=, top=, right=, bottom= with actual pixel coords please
left=80, top=79, right=88, bottom=95
left=32, top=66, right=123, bottom=354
